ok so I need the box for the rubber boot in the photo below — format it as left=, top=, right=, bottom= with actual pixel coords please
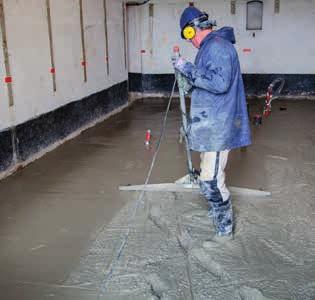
left=199, top=180, right=213, bottom=217
left=199, top=179, right=233, bottom=236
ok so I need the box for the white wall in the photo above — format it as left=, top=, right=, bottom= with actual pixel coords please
left=0, top=0, right=127, bottom=132
left=127, top=6, right=142, bottom=74
left=127, top=0, right=315, bottom=74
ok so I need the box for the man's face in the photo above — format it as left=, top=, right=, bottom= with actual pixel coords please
left=187, top=28, right=204, bottom=49
left=191, top=35, right=200, bottom=48
left=189, top=29, right=212, bottom=49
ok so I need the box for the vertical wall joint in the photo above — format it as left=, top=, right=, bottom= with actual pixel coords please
left=79, top=0, right=87, bottom=82
left=274, top=0, right=280, bottom=14
left=103, top=0, right=110, bottom=76
left=0, top=0, right=14, bottom=106
left=122, top=2, right=127, bottom=70
left=46, top=0, right=57, bottom=92
left=149, top=3, right=154, bottom=56
left=231, top=1, right=236, bottom=15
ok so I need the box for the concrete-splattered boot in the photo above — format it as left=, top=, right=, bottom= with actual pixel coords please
left=212, top=198, right=233, bottom=237
left=199, top=180, right=213, bottom=218
left=199, top=179, right=233, bottom=236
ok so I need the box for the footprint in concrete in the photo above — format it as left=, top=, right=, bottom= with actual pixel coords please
left=146, top=273, right=178, bottom=300
left=176, top=225, right=193, bottom=252
left=297, top=282, right=315, bottom=300
left=182, top=209, right=211, bottom=226
left=149, top=205, right=172, bottom=237
left=191, top=247, right=229, bottom=280
left=203, top=235, right=234, bottom=247
left=235, top=286, right=272, bottom=300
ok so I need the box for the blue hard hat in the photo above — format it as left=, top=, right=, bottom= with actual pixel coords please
left=180, top=6, right=205, bottom=32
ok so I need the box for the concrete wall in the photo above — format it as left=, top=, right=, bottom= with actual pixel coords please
left=127, top=0, right=315, bottom=75
left=0, top=0, right=129, bottom=177
left=127, top=5, right=142, bottom=74
left=0, top=0, right=127, bottom=132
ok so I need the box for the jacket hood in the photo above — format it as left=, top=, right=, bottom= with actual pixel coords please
left=203, top=26, right=236, bottom=45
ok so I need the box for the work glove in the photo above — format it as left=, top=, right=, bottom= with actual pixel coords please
left=181, top=76, right=192, bottom=94
left=172, top=57, right=189, bottom=74
left=171, top=56, right=192, bottom=94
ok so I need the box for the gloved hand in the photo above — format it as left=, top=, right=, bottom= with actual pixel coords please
left=172, top=57, right=189, bottom=74
left=181, top=77, right=192, bottom=94
left=171, top=56, right=192, bottom=94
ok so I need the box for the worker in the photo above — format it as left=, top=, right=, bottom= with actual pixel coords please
left=173, top=6, right=251, bottom=237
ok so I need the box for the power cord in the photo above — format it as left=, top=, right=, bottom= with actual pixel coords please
left=97, top=78, right=177, bottom=298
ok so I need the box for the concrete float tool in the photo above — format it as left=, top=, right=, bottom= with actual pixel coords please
left=119, top=47, right=271, bottom=198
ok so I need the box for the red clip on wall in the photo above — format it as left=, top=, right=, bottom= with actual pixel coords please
left=5, top=76, right=12, bottom=83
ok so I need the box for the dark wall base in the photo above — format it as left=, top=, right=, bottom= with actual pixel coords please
left=0, top=130, right=13, bottom=172
left=0, top=80, right=128, bottom=174
left=129, top=73, right=177, bottom=93
left=243, top=74, right=315, bottom=95
left=129, top=73, right=315, bottom=96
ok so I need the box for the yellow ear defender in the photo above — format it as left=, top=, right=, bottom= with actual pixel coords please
left=182, top=26, right=196, bottom=40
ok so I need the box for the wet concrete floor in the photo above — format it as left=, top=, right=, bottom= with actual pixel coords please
left=0, top=98, right=314, bottom=299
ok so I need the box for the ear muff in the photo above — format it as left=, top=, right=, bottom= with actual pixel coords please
left=182, top=26, right=196, bottom=40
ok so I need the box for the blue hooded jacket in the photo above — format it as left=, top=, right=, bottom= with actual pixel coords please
left=180, top=27, right=252, bottom=152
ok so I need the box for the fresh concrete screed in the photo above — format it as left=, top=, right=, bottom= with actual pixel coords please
left=0, top=1, right=313, bottom=298
left=0, top=98, right=314, bottom=299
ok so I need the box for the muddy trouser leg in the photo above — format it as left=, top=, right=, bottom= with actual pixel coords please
left=199, top=151, right=233, bottom=236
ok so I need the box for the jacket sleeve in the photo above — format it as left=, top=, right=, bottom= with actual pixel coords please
left=180, top=46, right=233, bottom=94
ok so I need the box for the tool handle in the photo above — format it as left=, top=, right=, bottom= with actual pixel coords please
left=173, top=46, right=180, bottom=59
left=172, top=46, right=194, bottom=178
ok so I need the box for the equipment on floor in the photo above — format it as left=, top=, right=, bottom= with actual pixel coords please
left=119, top=46, right=270, bottom=198
left=145, top=129, right=152, bottom=146
left=253, top=113, right=263, bottom=126
left=254, top=78, right=285, bottom=126
left=263, top=78, right=286, bottom=117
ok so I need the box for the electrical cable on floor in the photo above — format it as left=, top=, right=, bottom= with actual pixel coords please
left=97, top=78, right=177, bottom=298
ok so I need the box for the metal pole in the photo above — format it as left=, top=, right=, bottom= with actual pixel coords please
left=173, top=47, right=193, bottom=179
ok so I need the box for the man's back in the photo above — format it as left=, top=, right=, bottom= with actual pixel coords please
left=188, top=27, right=251, bottom=152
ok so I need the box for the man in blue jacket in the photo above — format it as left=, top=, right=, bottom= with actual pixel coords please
left=174, top=7, right=251, bottom=237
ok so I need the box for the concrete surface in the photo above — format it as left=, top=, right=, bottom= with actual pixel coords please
left=0, top=98, right=314, bottom=299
